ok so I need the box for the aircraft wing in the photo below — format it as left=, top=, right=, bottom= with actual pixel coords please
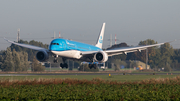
left=80, top=41, right=173, bottom=56
left=4, top=38, right=49, bottom=51
left=105, top=42, right=169, bottom=56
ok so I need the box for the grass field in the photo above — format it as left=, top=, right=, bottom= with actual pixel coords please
left=0, top=74, right=178, bottom=82
left=1, top=75, right=180, bottom=100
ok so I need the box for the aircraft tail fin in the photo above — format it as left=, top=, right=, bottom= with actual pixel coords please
left=95, top=23, right=106, bottom=49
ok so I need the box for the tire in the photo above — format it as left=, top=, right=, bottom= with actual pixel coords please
left=64, top=63, right=68, bottom=68
left=60, top=63, right=63, bottom=68
left=89, top=64, right=92, bottom=69
left=54, top=59, right=58, bottom=63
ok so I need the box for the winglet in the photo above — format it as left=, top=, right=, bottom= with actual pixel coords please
left=3, top=37, right=8, bottom=41
left=4, top=37, right=11, bottom=43
left=95, top=23, right=106, bottom=49
left=164, top=39, right=177, bottom=44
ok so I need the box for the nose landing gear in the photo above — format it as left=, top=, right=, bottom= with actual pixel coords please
left=53, top=55, right=58, bottom=63
left=53, top=59, right=58, bottom=63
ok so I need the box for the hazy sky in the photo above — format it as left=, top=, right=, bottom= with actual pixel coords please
left=0, top=0, right=180, bottom=50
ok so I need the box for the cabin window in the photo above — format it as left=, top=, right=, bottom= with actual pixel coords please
left=51, top=43, right=59, bottom=45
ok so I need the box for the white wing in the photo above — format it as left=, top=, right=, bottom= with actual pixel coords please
left=4, top=38, right=49, bottom=51
left=105, top=42, right=171, bottom=56
left=80, top=41, right=174, bottom=56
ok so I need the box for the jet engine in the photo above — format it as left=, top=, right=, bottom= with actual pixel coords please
left=36, top=50, right=49, bottom=62
left=94, top=51, right=108, bottom=63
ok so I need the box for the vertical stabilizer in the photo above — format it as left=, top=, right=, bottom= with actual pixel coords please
left=95, top=23, right=106, bottom=49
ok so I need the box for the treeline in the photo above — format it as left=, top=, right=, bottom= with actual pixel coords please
left=107, top=39, right=180, bottom=71
left=0, top=48, right=29, bottom=72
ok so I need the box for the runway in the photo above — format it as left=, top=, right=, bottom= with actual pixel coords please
left=0, top=73, right=179, bottom=76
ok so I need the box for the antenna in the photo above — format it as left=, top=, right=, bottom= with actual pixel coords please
left=59, top=32, right=61, bottom=38
left=115, top=34, right=116, bottom=45
left=108, top=34, right=112, bottom=47
left=17, top=28, right=20, bottom=42
left=110, top=34, right=112, bottom=47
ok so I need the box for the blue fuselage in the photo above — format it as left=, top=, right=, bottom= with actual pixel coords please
left=49, top=38, right=102, bottom=52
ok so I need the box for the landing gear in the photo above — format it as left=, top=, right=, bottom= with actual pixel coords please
left=53, top=59, right=58, bottom=63
left=89, top=64, right=97, bottom=69
left=60, top=58, right=68, bottom=68
left=60, top=63, right=68, bottom=68
left=53, top=55, right=58, bottom=63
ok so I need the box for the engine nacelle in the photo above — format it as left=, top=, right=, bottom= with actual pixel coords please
left=36, top=50, right=49, bottom=62
left=94, top=51, right=108, bottom=63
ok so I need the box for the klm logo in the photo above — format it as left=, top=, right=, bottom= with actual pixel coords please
left=99, top=36, right=103, bottom=43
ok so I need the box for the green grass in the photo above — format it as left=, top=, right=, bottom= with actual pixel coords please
left=132, top=71, right=180, bottom=73
left=1, top=75, right=180, bottom=100
left=0, top=74, right=178, bottom=82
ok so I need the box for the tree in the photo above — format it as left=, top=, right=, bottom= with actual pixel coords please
left=0, top=55, right=3, bottom=62
left=12, top=49, right=21, bottom=71
left=126, top=39, right=159, bottom=68
left=173, top=49, right=180, bottom=63
left=0, top=55, right=4, bottom=70
left=1, top=48, right=14, bottom=71
left=11, top=49, right=29, bottom=72
left=172, top=49, right=180, bottom=70
left=158, top=43, right=174, bottom=68
left=0, top=48, right=29, bottom=72
left=112, top=59, right=127, bottom=71
left=19, top=51, right=29, bottom=71
left=164, top=63, right=172, bottom=72
left=31, top=56, right=45, bottom=72
left=138, top=39, right=158, bottom=63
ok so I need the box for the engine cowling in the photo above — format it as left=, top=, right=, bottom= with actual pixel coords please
left=94, top=51, right=108, bottom=63
left=36, top=50, right=49, bottom=62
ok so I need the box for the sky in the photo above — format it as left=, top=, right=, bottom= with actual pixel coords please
left=0, top=0, right=180, bottom=50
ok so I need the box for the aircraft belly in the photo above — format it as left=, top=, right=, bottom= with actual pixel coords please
left=51, top=50, right=81, bottom=59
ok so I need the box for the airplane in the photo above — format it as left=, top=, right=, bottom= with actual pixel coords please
left=4, top=23, right=170, bottom=69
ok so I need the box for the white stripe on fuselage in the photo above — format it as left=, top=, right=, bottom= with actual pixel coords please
left=51, top=50, right=82, bottom=59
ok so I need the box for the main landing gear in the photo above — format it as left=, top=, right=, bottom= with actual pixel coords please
left=88, top=64, right=97, bottom=69
left=60, top=63, right=68, bottom=69
left=60, top=58, right=68, bottom=69
left=53, top=55, right=68, bottom=68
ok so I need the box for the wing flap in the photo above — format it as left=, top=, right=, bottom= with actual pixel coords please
left=108, top=50, right=138, bottom=56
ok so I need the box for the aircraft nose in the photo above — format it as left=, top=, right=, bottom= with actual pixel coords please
left=49, top=43, right=62, bottom=51
left=49, top=45, right=56, bottom=51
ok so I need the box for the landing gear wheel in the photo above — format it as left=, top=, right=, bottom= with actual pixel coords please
left=89, top=64, right=96, bottom=69
left=53, top=59, right=58, bottom=63
left=93, top=64, right=97, bottom=69
left=64, top=63, right=68, bottom=69
left=89, top=64, right=92, bottom=69
left=60, top=63, right=63, bottom=68
left=60, top=63, right=68, bottom=69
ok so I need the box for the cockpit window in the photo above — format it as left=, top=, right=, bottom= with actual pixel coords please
left=51, top=43, right=59, bottom=45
